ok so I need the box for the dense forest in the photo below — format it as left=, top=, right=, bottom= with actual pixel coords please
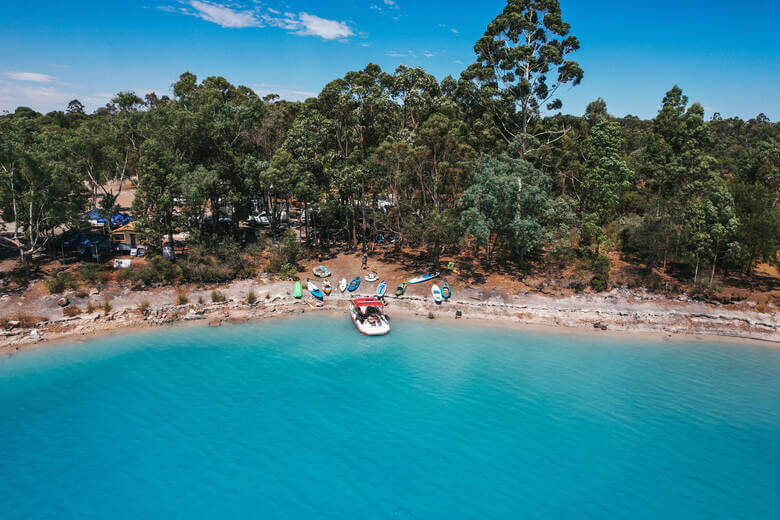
left=1, top=0, right=778, bottom=293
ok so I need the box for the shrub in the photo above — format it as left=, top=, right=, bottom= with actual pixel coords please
left=46, top=272, right=76, bottom=294
left=280, top=229, right=302, bottom=265
left=267, top=254, right=284, bottom=273
left=75, top=289, right=89, bottom=298
left=589, top=277, right=608, bottom=292
left=77, top=263, right=110, bottom=284
left=102, top=299, right=112, bottom=315
left=246, top=290, right=257, bottom=304
left=198, top=295, right=204, bottom=304
left=138, top=301, right=150, bottom=314
left=86, top=301, right=96, bottom=313
left=15, top=314, right=43, bottom=328
left=281, top=263, right=298, bottom=280
left=211, top=290, right=226, bottom=303
left=177, top=292, right=189, bottom=305
left=63, top=306, right=81, bottom=317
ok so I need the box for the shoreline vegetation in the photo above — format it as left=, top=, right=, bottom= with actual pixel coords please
left=1, top=0, right=778, bottom=351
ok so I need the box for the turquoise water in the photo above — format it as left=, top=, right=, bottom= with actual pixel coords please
left=1, top=316, right=779, bottom=519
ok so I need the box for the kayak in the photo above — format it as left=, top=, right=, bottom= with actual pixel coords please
left=347, top=277, right=360, bottom=292
left=365, top=271, right=379, bottom=282
left=377, top=280, right=387, bottom=298
left=395, top=281, right=407, bottom=296
left=441, top=281, right=451, bottom=299
left=409, top=272, right=440, bottom=284
left=293, top=281, right=302, bottom=299
left=307, top=279, right=323, bottom=300
left=323, top=279, right=332, bottom=295
left=339, top=278, right=347, bottom=292
left=431, top=283, right=443, bottom=303
left=312, top=265, right=331, bottom=278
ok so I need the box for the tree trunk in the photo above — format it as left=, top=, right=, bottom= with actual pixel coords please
left=708, top=242, right=720, bottom=286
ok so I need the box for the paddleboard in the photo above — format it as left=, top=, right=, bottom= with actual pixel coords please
left=431, top=283, right=443, bottom=303
left=339, top=278, right=347, bottom=292
left=347, top=277, right=360, bottom=292
left=441, top=281, right=451, bottom=299
left=377, top=280, right=387, bottom=297
left=409, top=272, right=440, bottom=284
left=293, top=281, right=302, bottom=299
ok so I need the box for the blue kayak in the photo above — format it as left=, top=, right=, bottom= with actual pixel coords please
left=441, top=281, right=452, bottom=299
left=347, top=277, right=360, bottom=292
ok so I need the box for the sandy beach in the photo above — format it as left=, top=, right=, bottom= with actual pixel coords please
left=2, top=272, right=777, bottom=356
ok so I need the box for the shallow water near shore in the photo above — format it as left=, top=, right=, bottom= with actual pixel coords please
left=1, top=316, right=779, bottom=519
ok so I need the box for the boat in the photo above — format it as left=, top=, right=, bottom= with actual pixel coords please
left=293, top=281, right=302, bottom=299
left=347, top=276, right=360, bottom=292
left=322, top=279, right=332, bottom=295
left=376, top=280, right=387, bottom=298
left=441, top=281, right=451, bottom=299
left=349, top=298, right=390, bottom=336
left=365, top=271, right=379, bottom=282
left=431, top=283, right=443, bottom=303
left=339, top=278, right=347, bottom=292
left=312, top=265, right=331, bottom=278
left=307, top=279, right=323, bottom=300
left=395, top=281, right=407, bottom=296
left=408, top=272, right=440, bottom=284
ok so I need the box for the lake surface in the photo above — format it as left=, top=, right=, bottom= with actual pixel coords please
left=1, top=316, right=779, bottom=519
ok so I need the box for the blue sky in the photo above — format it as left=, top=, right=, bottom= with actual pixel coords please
left=1, top=0, right=778, bottom=119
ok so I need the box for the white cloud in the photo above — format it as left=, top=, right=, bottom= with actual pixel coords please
left=454, top=59, right=464, bottom=65
left=423, top=50, right=434, bottom=58
left=383, top=0, right=399, bottom=9
left=295, top=12, right=352, bottom=39
left=450, top=28, right=459, bottom=34
left=5, top=72, right=56, bottom=82
left=164, top=2, right=353, bottom=40
left=188, top=0, right=263, bottom=28
left=253, top=83, right=316, bottom=101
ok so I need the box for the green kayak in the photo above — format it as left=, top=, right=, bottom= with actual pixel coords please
left=293, top=281, right=303, bottom=298
left=395, top=281, right=408, bottom=296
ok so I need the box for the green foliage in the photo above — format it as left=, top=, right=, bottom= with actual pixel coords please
left=246, top=290, right=257, bottom=304
left=46, top=272, right=76, bottom=294
left=176, top=292, right=188, bottom=305
left=210, top=290, right=226, bottom=303
left=279, top=229, right=302, bottom=265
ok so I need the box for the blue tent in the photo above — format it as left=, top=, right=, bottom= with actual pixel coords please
left=80, top=208, right=132, bottom=227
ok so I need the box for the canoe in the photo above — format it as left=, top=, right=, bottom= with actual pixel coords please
left=365, top=271, right=379, bottom=282
left=431, top=283, right=443, bottom=303
left=347, top=277, right=360, bottom=292
left=307, top=280, right=323, bottom=300
left=293, top=281, right=303, bottom=299
left=409, top=272, right=440, bottom=284
left=376, top=280, right=387, bottom=298
left=441, top=281, right=451, bottom=299
left=312, top=265, right=331, bottom=278
left=339, top=278, right=347, bottom=292
left=394, top=281, right=407, bottom=296
left=323, top=280, right=332, bottom=295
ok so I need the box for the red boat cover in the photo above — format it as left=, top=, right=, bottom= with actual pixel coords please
left=352, top=297, right=384, bottom=308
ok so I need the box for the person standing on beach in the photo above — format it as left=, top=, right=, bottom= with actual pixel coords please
left=362, top=253, right=368, bottom=270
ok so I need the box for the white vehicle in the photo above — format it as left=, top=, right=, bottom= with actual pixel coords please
left=349, top=298, right=390, bottom=336
left=247, top=212, right=270, bottom=227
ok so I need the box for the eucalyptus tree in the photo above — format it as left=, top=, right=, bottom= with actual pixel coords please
left=0, top=115, right=87, bottom=263
left=580, top=118, right=633, bottom=222
left=460, top=0, right=583, bottom=157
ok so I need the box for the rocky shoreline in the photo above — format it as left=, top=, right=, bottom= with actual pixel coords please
left=2, top=282, right=777, bottom=354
